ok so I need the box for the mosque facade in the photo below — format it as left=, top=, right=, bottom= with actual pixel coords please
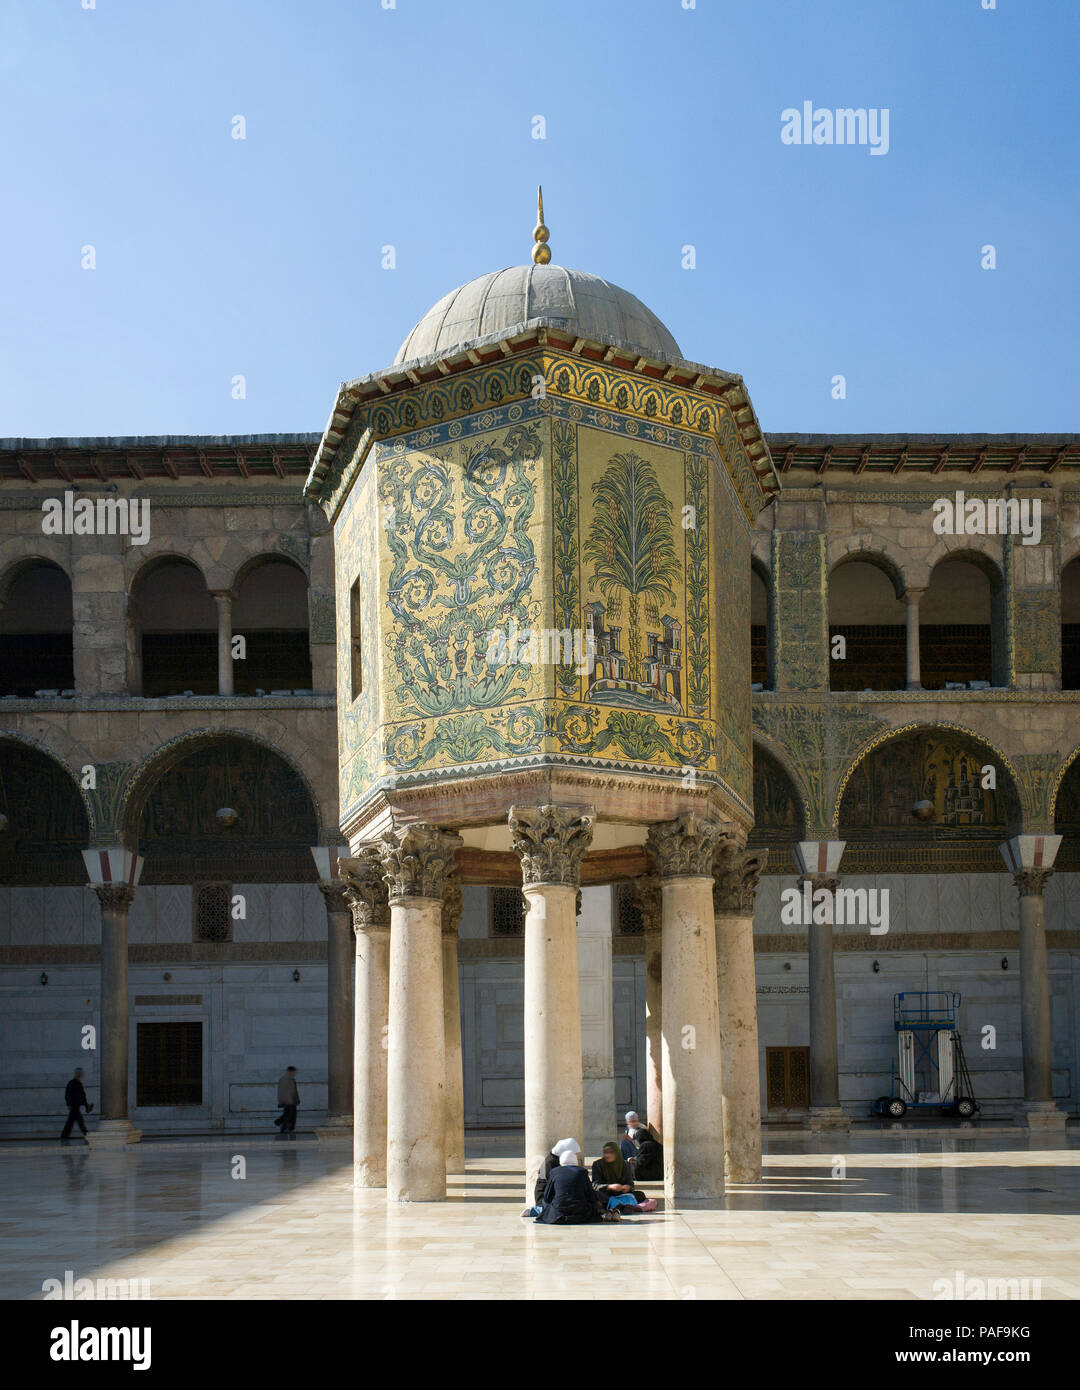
left=2, top=207, right=1079, bottom=1188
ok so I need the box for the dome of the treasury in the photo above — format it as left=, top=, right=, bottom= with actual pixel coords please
left=393, top=263, right=683, bottom=365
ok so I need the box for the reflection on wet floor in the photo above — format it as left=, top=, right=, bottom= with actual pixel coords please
left=2, top=1133, right=1078, bottom=1300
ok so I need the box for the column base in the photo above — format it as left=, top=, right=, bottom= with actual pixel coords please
left=86, top=1119, right=142, bottom=1149
left=809, top=1106, right=848, bottom=1132
left=1021, top=1101, right=1067, bottom=1132
left=316, top=1115, right=354, bottom=1143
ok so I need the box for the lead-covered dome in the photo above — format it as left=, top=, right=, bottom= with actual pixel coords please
left=394, top=264, right=682, bottom=365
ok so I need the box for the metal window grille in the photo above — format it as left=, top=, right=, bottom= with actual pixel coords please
left=193, top=883, right=232, bottom=942
left=615, top=882, right=644, bottom=935
left=490, top=886, right=525, bottom=936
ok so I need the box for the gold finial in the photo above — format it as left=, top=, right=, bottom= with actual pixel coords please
left=532, top=185, right=551, bottom=265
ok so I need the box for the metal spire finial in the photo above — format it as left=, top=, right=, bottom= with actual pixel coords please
left=532, top=185, right=551, bottom=265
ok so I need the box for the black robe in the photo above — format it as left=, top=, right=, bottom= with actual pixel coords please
left=630, top=1138, right=663, bottom=1181
left=534, top=1152, right=561, bottom=1207
left=537, top=1165, right=601, bottom=1224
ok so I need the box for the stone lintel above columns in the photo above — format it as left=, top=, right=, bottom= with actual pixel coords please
left=340, top=849, right=390, bottom=932
left=713, top=847, right=769, bottom=916
left=646, top=813, right=730, bottom=880
left=508, top=804, right=595, bottom=887
left=442, top=873, right=464, bottom=936
left=378, top=823, right=463, bottom=902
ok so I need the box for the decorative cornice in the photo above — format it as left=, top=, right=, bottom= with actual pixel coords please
left=508, top=803, right=595, bottom=887
left=647, top=813, right=732, bottom=879
left=378, top=824, right=463, bottom=902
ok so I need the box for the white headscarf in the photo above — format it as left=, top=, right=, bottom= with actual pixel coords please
left=558, top=1150, right=578, bottom=1166
left=625, top=1112, right=639, bottom=1124
left=551, top=1137, right=581, bottom=1157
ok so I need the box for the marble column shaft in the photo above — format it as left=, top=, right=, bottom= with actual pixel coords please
left=510, top=803, right=594, bottom=1205
left=380, top=824, right=462, bottom=1203
left=648, top=814, right=729, bottom=1207
left=91, top=884, right=136, bottom=1125
left=442, top=875, right=466, bottom=1175
left=318, top=881, right=354, bottom=1125
left=713, top=847, right=766, bottom=1184
left=634, top=873, right=663, bottom=1139
left=341, top=851, right=390, bottom=1187
left=1015, top=869, right=1054, bottom=1105
left=212, top=591, right=234, bottom=697
left=904, top=587, right=925, bottom=691
left=802, top=874, right=842, bottom=1111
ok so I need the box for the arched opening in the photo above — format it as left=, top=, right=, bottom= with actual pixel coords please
left=920, top=556, right=1006, bottom=689
left=0, top=740, right=89, bottom=883
left=749, top=744, right=805, bottom=850
left=828, top=558, right=906, bottom=691
left=129, top=734, right=319, bottom=884
left=1061, top=558, right=1080, bottom=690
left=750, top=562, right=772, bottom=689
left=231, top=558, right=312, bottom=695
left=838, top=727, right=1021, bottom=873
left=0, top=561, right=74, bottom=696
left=131, top=559, right=217, bottom=697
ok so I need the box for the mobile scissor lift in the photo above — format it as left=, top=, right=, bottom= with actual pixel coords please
left=871, top=991, right=979, bottom=1120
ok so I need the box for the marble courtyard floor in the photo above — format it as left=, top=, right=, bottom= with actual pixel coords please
left=3, top=1133, right=1079, bottom=1301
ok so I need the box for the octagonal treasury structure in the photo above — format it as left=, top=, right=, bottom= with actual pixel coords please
left=306, top=264, right=779, bottom=857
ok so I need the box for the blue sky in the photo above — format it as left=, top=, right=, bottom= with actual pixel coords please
left=1, top=0, right=1076, bottom=439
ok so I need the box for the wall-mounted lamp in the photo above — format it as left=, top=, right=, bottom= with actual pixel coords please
left=40, top=971, right=48, bottom=986
left=293, top=970, right=301, bottom=983
left=1001, top=957, right=1009, bottom=971
left=163, top=972, right=172, bottom=982
left=783, top=962, right=792, bottom=973
left=872, top=960, right=880, bottom=973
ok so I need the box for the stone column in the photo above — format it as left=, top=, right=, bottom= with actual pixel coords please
left=379, top=824, right=463, bottom=1202
left=212, top=590, right=234, bottom=696
left=509, top=804, right=595, bottom=1205
left=340, top=850, right=390, bottom=1186
left=648, top=813, right=728, bottom=1207
left=89, top=884, right=141, bottom=1148
left=634, top=872, right=663, bottom=1139
left=793, top=840, right=847, bottom=1130
left=1001, top=834, right=1065, bottom=1130
left=904, top=587, right=925, bottom=691
left=315, top=877, right=354, bottom=1141
left=442, top=873, right=466, bottom=1176
left=713, top=846, right=767, bottom=1183
left=578, top=885, right=615, bottom=1156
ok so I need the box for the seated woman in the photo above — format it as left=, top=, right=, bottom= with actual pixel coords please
left=624, top=1114, right=664, bottom=1182
left=537, top=1150, right=616, bottom=1224
left=523, top=1137, right=582, bottom=1217
left=591, top=1142, right=657, bottom=1213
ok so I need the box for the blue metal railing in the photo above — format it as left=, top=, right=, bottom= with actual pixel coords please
left=893, top=991, right=960, bottom=1029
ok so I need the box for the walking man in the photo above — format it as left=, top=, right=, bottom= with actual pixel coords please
left=61, top=1067, right=91, bottom=1142
left=274, top=1066, right=300, bottom=1135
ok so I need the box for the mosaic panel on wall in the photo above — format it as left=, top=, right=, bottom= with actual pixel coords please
left=0, top=741, right=89, bottom=885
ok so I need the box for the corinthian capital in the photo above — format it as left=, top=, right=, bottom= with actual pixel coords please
left=340, top=849, right=390, bottom=932
left=713, top=847, right=769, bottom=915
left=508, top=804, right=595, bottom=888
left=1014, top=867, right=1053, bottom=898
left=89, top=883, right=136, bottom=913
left=647, top=813, right=731, bottom=880
left=379, top=824, right=463, bottom=902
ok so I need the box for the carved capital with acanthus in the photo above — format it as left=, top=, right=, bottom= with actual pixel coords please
left=316, top=881, right=351, bottom=916
left=633, top=872, right=663, bottom=935
left=508, top=804, right=595, bottom=888
left=340, top=849, right=390, bottom=933
left=713, top=847, right=768, bottom=915
left=379, top=824, right=463, bottom=902
left=89, top=883, right=136, bottom=913
left=797, top=874, right=840, bottom=896
left=442, top=872, right=464, bottom=937
left=1014, top=867, right=1053, bottom=898
left=646, top=813, right=730, bottom=880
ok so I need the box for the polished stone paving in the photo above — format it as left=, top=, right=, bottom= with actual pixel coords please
left=4, top=1133, right=1079, bottom=1300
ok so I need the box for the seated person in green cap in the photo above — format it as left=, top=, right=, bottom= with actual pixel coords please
left=591, top=1141, right=657, bottom=1213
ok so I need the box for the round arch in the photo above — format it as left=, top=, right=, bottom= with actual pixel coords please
left=0, top=733, right=94, bottom=883
left=750, top=735, right=809, bottom=838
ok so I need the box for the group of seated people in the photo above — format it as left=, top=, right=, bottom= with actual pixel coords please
left=523, top=1113, right=664, bottom=1225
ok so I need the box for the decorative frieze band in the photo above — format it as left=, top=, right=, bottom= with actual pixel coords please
left=508, top=804, right=595, bottom=887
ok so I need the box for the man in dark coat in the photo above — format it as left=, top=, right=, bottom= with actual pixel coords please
left=274, top=1067, right=299, bottom=1134
left=61, top=1068, right=91, bottom=1141
left=537, top=1154, right=606, bottom=1224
